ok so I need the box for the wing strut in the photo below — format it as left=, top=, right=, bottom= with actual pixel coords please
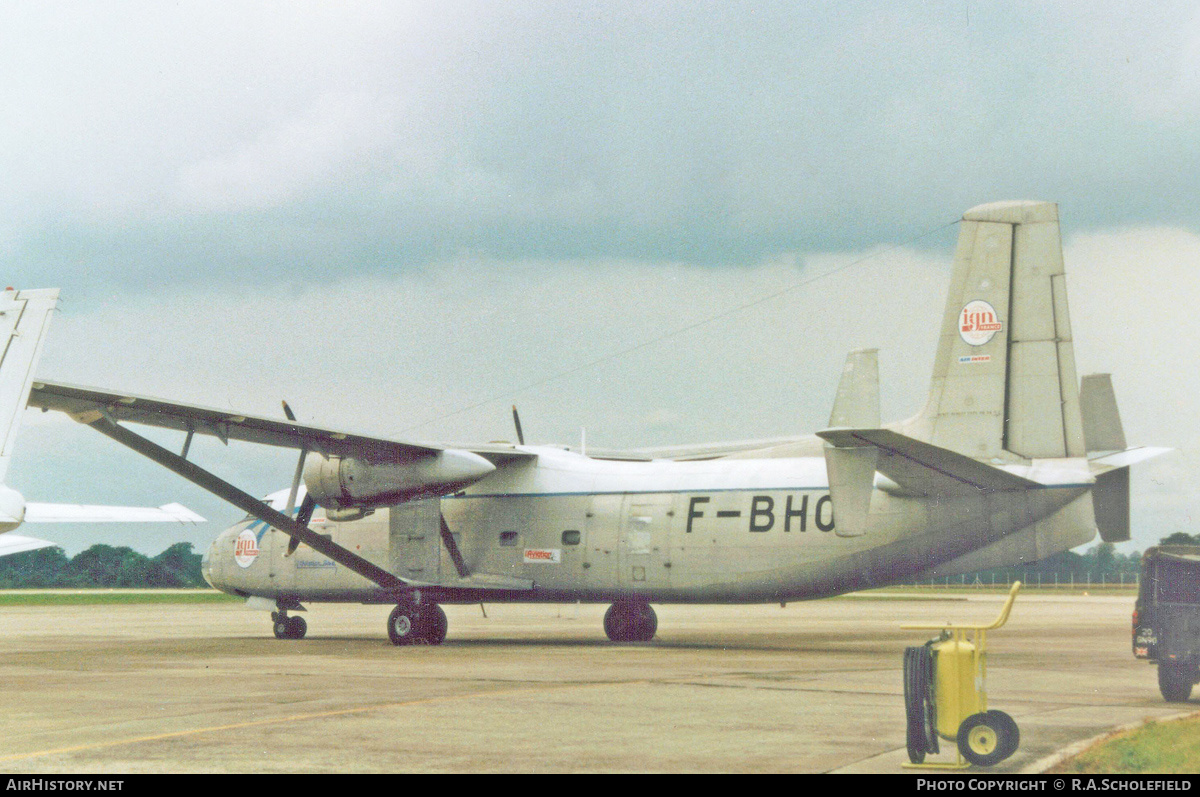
left=83, top=416, right=409, bottom=593
left=439, top=514, right=471, bottom=578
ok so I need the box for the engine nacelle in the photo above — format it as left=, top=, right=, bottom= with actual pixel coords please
left=303, top=449, right=496, bottom=510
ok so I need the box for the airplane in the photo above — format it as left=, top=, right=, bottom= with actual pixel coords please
left=0, top=288, right=204, bottom=558
left=26, top=201, right=1167, bottom=643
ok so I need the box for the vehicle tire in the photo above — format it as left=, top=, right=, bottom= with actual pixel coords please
left=387, top=604, right=421, bottom=646
left=1158, top=663, right=1194, bottom=702
left=957, top=712, right=1016, bottom=767
left=286, top=615, right=307, bottom=640
left=903, top=646, right=937, bottom=763
left=982, top=710, right=1020, bottom=762
left=421, top=604, right=448, bottom=646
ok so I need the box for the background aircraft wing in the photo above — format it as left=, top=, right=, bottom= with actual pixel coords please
left=23, top=501, right=205, bottom=524
left=0, top=289, right=60, bottom=483
left=28, top=380, right=534, bottom=465
left=0, top=533, right=56, bottom=557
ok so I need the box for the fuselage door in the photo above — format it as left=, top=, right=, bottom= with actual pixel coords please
left=621, top=498, right=673, bottom=590
left=389, top=498, right=443, bottom=582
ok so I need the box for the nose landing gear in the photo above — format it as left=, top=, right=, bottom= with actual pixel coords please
left=271, top=610, right=307, bottom=640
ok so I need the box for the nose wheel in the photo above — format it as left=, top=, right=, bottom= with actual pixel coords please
left=603, top=601, right=657, bottom=642
left=271, top=611, right=307, bottom=640
left=387, top=600, right=448, bottom=645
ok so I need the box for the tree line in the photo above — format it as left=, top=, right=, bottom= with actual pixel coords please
left=919, top=532, right=1200, bottom=587
left=0, top=542, right=206, bottom=588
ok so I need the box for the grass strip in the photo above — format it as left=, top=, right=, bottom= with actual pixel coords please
left=1054, top=715, right=1200, bottom=774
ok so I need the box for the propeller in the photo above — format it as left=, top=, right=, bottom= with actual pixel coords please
left=282, top=400, right=311, bottom=556
left=511, top=405, right=525, bottom=445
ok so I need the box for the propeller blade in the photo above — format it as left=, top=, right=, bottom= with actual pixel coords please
left=511, top=405, right=525, bottom=445
left=282, top=400, right=297, bottom=422
left=285, top=493, right=318, bottom=556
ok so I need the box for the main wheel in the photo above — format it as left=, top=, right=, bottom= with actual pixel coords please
left=387, top=604, right=422, bottom=646
left=1158, top=662, right=1195, bottom=702
left=957, top=711, right=1018, bottom=767
left=628, top=603, right=657, bottom=642
left=604, top=602, right=656, bottom=642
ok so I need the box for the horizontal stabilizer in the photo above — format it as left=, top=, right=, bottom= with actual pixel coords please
left=1088, top=446, right=1172, bottom=471
left=817, top=428, right=1038, bottom=497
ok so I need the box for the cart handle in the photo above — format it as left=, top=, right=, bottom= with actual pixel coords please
left=900, top=581, right=1022, bottom=631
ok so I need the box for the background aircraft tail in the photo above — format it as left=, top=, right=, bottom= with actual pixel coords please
left=0, top=288, right=59, bottom=484
left=903, top=201, right=1086, bottom=463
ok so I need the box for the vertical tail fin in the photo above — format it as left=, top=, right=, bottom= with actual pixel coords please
left=0, top=289, right=59, bottom=482
left=906, top=201, right=1085, bottom=462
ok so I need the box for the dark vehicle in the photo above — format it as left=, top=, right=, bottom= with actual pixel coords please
left=1133, top=546, right=1200, bottom=702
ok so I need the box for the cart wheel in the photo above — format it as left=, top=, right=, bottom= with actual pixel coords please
left=957, top=711, right=1018, bottom=767
left=903, top=646, right=937, bottom=763
left=983, top=710, right=1020, bottom=761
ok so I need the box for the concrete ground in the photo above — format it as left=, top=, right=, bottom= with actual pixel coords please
left=0, top=591, right=1190, bottom=773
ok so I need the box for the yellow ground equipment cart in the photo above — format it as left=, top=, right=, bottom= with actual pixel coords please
left=901, top=582, right=1022, bottom=768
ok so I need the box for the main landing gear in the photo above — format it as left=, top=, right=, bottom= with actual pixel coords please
left=604, top=601, right=657, bottom=642
left=271, top=610, right=307, bottom=640
left=387, top=596, right=448, bottom=646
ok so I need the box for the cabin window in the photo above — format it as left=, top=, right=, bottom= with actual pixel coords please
left=562, top=530, right=581, bottom=546
left=499, top=531, right=518, bottom=547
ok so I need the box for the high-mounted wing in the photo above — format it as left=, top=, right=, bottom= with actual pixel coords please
left=29, top=380, right=532, bottom=465
left=29, top=379, right=536, bottom=595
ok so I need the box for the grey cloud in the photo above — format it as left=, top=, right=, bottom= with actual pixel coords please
left=5, top=2, right=1200, bottom=291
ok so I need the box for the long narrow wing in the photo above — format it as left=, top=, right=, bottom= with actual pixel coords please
left=29, top=380, right=534, bottom=465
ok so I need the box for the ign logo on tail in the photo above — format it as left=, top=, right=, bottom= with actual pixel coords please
left=959, top=300, right=1003, bottom=346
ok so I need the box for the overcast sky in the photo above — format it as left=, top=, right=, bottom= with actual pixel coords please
left=2, top=1, right=1195, bottom=555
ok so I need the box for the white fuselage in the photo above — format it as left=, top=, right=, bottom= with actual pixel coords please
left=202, top=443, right=1090, bottom=605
